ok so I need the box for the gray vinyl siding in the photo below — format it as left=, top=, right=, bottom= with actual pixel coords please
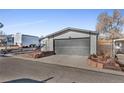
left=90, top=35, right=97, bottom=54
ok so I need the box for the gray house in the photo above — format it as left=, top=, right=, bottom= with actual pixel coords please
left=41, top=27, right=98, bottom=56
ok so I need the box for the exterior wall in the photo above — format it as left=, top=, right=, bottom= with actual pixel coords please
left=22, top=35, right=39, bottom=46
left=14, top=33, right=22, bottom=47
left=41, top=30, right=97, bottom=55
left=1, top=35, right=14, bottom=46
left=54, top=31, right=89, bottom=39
left=41, top=31, right=90, bottom=51
left=48, top=38, right=53, bottom=51
left=7, top=35, right=14, bottom=46
left=90, top=35, right=97, bottom=54
left=41, top=38, right=48, bottom=51
left=114, top=40, right=124, bottom=54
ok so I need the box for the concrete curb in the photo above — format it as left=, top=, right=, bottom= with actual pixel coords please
left=10, top=55, right=124, bottom=76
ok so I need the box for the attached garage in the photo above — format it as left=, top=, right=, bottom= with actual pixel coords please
left=41, top=27, right=98, bottom=56
left=54, top=38, right=90, bottom=56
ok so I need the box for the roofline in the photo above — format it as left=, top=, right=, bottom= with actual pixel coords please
left=15, top=33, right=39, bottom=38
left=42, top=27, right=98, bottom=39
left=22, top=34, right=39, bottom=38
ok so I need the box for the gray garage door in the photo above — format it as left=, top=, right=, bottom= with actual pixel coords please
left=54, top=38, right=90, bottom=56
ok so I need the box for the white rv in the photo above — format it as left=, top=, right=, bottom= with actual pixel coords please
left=14, top=33, right=39, bottom=47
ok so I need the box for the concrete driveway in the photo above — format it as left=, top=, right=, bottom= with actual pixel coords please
left=36, top=55, right=88, bottom=68
left=36, top=55, right=124, bottom=76
left=11, top=54, right=124, bottom=76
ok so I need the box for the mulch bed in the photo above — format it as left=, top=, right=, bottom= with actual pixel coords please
left=19, top=51, right=55, bottom=59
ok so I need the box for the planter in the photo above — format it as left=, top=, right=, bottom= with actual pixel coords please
left=33, top=51, right=55, bottom=58
left=88, top=59, right=104, bottom=69
left=97, top=62, right=104, bottom=69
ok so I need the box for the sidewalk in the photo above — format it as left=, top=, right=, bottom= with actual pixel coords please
left=10, top=54, right=124, bottom=76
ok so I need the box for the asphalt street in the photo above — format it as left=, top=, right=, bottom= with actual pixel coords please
left=0, top=57, right=124, bottom=83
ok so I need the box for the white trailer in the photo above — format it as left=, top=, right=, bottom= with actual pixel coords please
left=14, top=33, right=39, bottom=47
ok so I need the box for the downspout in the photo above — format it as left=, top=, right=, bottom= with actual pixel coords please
left=53, top=35, right=55, bottom=54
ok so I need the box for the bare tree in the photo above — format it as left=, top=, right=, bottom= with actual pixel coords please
left=96, top=10, right=124, bottom=39
left=0, top=22, right=7, bottom=48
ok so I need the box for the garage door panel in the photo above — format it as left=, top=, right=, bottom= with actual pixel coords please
left=55, top=47, right=89, bottom=55
left=55, top=39, right=89, bottom=46
left=55, top=38, right=90, bottom=56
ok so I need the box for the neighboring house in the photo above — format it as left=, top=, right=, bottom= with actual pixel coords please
left=6, top=34, right=14, bottom=46
left=113, top=38, right=124, bottom=54
left=14, top=33, right=39, bottom=47
left=0, top=34, right=15, bottom=46
left=41, top=27, right=98, bottom=56
left=1, top=33, right=39, bottom=47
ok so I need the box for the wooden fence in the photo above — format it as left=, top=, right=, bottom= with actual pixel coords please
left=97, top=39, right=113, bottom=56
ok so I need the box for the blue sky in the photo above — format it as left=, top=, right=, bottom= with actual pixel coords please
left=0, top=9, right=124, bottom=37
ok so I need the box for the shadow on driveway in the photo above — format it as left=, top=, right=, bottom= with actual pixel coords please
left=3, top=77, right=54, bottom=83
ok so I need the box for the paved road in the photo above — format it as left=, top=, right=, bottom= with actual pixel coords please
left=0, top=57, right=124, bottom=83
